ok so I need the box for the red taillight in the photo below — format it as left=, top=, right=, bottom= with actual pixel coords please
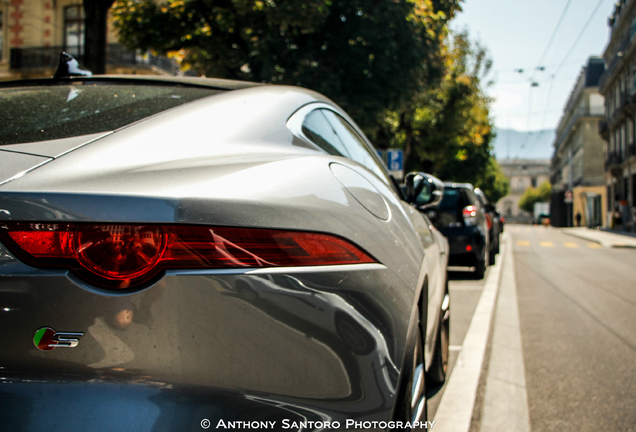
left=484, top=213, right=493, bottom=230
left=462, top=205, right=478, bottom=226
left=0, top=223, right=375, bottom=289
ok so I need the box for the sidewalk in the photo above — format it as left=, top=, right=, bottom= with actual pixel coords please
left=560, top=227, right=636, bottom=248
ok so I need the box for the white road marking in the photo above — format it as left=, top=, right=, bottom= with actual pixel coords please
left=450, top=285, right=485, bottom=291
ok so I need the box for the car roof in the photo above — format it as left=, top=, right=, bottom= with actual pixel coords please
left=0, top=74, right=265, bottom=91
left=443, top=182, right=474, bottom=189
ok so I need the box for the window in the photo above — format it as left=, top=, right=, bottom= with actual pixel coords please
left=531, top=177, right=537, bottom=188
left=321, top=110, right=390, bottom=185
left=0, top=11, right=3, bottom=62
left=0, top=84, right=222, bottom=145
left=64, top=5, right=85, bottom=57
left=301, top=110, right=350, bottom=158
left=301, top=108, right=392, bottom=186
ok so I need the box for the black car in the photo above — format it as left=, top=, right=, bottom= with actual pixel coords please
left=426, top=183, right=489, bottom=279
left=474, top=187, right=502, bottom=264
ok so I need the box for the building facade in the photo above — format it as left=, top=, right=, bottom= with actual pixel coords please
left=497, top=159, right=551, bottom=223
left=551, top=57, right=607, bottom=228
left=0, top=1, right=181, bottom=80
left=598, top=0, right=636, bottom=230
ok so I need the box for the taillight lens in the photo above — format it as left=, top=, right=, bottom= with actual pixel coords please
left=462, top=205, right=478, bottom=226
left=0, top=223, right=375, bottom=289
left=484, top=213, right=493, bottom=230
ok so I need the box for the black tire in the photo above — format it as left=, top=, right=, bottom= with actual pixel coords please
left=427, top=290, right=450, bottom=385
left=405, top=325, right=427, bottom=426
left=474, top=257, right=486, bottom=279
left=488, top=247, right=496, bottom=266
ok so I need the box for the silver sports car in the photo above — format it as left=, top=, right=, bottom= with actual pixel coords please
left=0, top=69, right=449, bottom=431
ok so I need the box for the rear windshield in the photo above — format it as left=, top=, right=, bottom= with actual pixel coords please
left=0, top=83, right=220, bottom=145
left=438, top=188, right=466, bottom=211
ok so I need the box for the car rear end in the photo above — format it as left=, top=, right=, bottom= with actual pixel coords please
left=0, top=78, right=423, bottom=431
left=429, top=184, right=488, bottom=270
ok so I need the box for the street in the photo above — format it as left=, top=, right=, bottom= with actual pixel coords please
left=431, top=224, right=636, bottom=432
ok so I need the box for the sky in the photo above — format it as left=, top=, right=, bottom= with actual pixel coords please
left=451, top=0, right=617, bottom=133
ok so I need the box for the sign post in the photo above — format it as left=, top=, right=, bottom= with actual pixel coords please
left=386, top=149, right=404, bottom=180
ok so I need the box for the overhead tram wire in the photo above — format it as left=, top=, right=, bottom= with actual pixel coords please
left=522, top=0, right=608, bottom=158
left=529, top=0, right=574, bottom=84
left=553, top=0, right=607, bottom=78
left=532, top=0, right=608, bottom=158
left=519, top=0, right=573, bottom=157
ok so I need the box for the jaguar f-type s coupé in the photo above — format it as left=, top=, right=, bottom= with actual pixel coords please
left=0, top=71, right=449, bottom=431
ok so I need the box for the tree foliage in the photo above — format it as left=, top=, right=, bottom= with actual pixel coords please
left=375, top=30, right=507, bottom=201
left=111, top=1, right=510, bottom=202
left=519, top=181, right=552, bottom=214
left=112, top=0, right=460, bottom=122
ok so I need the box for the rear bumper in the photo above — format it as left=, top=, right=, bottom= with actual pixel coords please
left=0, top=380, right=361, bottom=432
left=438, top=227, right=487, bottom=266
left=0, top=253, right=411, bottom=431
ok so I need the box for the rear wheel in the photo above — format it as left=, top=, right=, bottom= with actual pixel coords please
left=406, top=326, right=427, bottom=426
left=488, top=246, right=496, bottom=266
left=428, top=289, right=450, bottom=385
left=474, top=257, right=486, bottom=279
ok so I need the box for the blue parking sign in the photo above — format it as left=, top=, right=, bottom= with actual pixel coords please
left=387, top=150, right=403, bottom=171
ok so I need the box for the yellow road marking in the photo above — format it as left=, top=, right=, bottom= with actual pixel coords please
left=540, top=241, right=554, bottom=247
left=563, top=242, right=579, bottom=248
left=587, top=243, right=603, bottom=249
left=517, top=240, right=530, bottom=246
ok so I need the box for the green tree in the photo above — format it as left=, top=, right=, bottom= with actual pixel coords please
left=476, top=158, right=509, bottom=204
left=112, top=0, right=461, bottom=124
left=519, top=181, right=551, bottom=213
left=376, top=31, right=506, bottom=200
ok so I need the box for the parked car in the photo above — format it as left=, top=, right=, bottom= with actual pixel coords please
left=0, top=60, right=449, bottom=430
left=474, top=187, right=502, bottom=264
left=425, top=182, right=490, bottom=279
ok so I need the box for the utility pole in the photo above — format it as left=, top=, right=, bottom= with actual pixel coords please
left=568, top=148, right=574, bottom=227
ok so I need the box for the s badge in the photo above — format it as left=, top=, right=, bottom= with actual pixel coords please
left=33, top=327, right=84, bottom=351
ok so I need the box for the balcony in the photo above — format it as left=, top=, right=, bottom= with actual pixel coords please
left=620, top=93, right=636, bottom=116
left=555, top=106, right=606, bottom=153
left=599, top=26, right=636, bottom=91
left=598, top=119, right=610, bottom=141
left=9, top=44, right=193, bottom=76
left=605, top=151, right=624, bottom=171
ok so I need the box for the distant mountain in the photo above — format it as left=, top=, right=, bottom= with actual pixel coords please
left=491, top=128, right=555, bottom=160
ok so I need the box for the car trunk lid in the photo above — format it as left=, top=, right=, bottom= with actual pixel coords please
left=0, top=133, right=110, bottom=185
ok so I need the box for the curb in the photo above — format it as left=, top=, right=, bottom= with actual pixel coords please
left=560, top=228, right=636, bottom=249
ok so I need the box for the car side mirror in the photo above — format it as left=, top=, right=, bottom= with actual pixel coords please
left=404, top=172, right=444, bottom=209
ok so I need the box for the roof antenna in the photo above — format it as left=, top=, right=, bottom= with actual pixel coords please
left=53, top=52, right=93, bottom=78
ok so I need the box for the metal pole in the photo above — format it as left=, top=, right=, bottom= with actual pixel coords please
left=568, top=148, right=574, bottom=227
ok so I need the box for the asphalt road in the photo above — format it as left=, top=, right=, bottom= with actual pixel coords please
left=431, top=224, right=636, bottom=432
left=510, top=225, right=636, bottom=432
